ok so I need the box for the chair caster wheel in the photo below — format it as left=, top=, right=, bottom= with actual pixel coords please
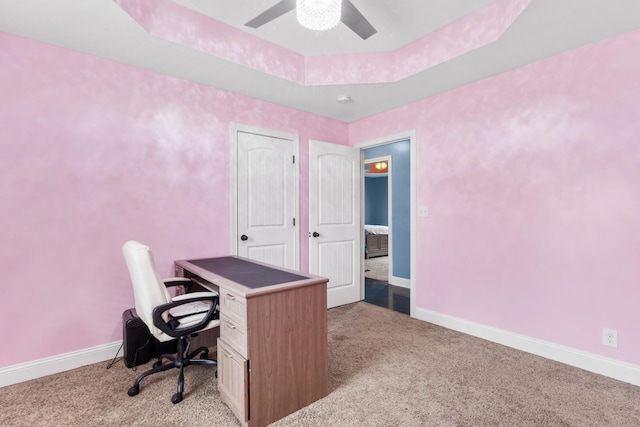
left=128, top=386, right=139, bottom=397
left=153, top=361, right=162, bottom=369
left=200, top=352, right=209, bottom=360
left=171, top=393, right=183, bottom=404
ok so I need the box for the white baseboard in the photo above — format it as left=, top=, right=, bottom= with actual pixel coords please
left=6, top=311, right=640, bottom=389
left=415, top=307, right=640, bottom=387
left=389, top=276, right=410, bottom=288
left=0, top=341, right=123, bottom=388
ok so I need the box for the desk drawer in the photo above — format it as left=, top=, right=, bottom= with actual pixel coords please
left=219, top=287, right=247, bottom=329
left=220, top=313, right=247, bottom=356
left=217, top=338, right=249, bottom=423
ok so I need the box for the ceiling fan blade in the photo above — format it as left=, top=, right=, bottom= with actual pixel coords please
left=341, top=0, right=377, bottom=40
left=245, top=0, right=296, bottom=28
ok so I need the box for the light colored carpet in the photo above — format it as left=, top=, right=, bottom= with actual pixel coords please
left=2, top=302, right=640, bottom=426
left=364, top=255, right=388, bottom=281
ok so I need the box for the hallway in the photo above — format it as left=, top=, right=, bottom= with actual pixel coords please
left=364, top=256, right=410, bottom=315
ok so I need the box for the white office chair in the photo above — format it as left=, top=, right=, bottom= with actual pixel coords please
left=122, top=240, right=220, bottom=404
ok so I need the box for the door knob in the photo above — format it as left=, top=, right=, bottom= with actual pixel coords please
left=240, top=234, right=248, bottom=241
left=312, top=232, right=320, bottom=238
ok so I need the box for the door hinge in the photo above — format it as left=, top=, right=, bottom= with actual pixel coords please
left=292, top=155, right=295, bottom=164
left=293, top=218, right=296, bottom=226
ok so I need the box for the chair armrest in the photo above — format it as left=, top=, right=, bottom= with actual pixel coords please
left=152, top=293, right=219, bottom=338
left=163, top=277, right=192, bottom=293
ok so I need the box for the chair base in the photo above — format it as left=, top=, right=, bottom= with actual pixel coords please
left=127, top=335, right=217, bottom=404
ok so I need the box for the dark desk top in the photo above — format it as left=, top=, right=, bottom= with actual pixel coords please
left=186, top=256, right=307, bottom=289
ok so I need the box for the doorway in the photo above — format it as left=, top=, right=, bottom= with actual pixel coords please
left=363, top=156, right=391, bottom=283
left=359, top=133, right=415, bottom=316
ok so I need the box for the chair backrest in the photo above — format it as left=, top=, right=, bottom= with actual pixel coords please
left=122, top=240, right=172, bottom=338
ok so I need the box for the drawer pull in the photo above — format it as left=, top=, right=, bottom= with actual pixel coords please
left=224, top=352, right=234, bottom=358
left=225, top=320, right=236, bottom=329
left=226, top=293, right=236, bottom=300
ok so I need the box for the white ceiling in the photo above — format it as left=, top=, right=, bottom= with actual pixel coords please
left=1, top=0, right=639, bottom=122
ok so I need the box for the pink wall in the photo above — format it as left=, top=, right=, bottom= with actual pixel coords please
left=350, top=29, right=640, bottom=365
left=2, top=26, right=639, bottom=371
left=0, top=32, right=346, bottom=368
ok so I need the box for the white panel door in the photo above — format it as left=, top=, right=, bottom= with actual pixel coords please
left=309, top=140, right=361, bottom=308
left=236, top=130, right=297, bottom=269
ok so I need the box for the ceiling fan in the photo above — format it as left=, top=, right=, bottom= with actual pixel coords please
left=245, top=0, right=377, bottom=40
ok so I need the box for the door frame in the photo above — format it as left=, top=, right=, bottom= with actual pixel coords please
left=357, top=130, right=416, bottom=317
left=363, top=155, right=392, bottom=282
left=230, top=122, right=300, bottom=270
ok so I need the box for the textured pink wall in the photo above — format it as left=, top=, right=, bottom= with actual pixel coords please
left=350, top=29, right=640, bottom=365
left=0, top=32, right=346, bottom=368
left=2, top=26, right=639, bottom=371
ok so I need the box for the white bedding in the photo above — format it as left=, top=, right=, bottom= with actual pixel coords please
left=365, top=224, right=388, bottom=235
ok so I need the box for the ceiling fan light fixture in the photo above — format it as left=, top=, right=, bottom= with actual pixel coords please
left=296, top=0, right=342, bottom=31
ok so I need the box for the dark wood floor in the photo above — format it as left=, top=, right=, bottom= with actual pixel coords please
left=364, top=277, right=410, bottom=315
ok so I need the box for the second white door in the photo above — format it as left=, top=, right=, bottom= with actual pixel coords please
left=309, top=140, right=361, bottom=308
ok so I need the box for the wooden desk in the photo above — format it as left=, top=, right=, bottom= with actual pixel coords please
left=174, top=256, right=328, bottom=427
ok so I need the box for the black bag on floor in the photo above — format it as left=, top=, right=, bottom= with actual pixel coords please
left=122, top=308, right=153, bottom=368
left=122, top=308, right=178, bottom=368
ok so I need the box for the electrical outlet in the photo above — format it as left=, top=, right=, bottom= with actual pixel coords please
left=602, top=328, right=618, bottom=348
